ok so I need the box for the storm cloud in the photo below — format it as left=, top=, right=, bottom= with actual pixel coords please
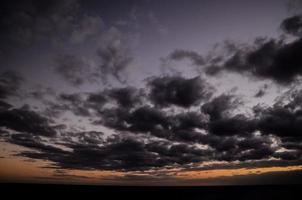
left=1, top=0, right=302, bottom=184
left=0, top=107, right=57, bottom=137
left=148, top=76, right=213, bottom=108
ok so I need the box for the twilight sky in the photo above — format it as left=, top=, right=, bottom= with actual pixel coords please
left=1, top=0, right=302, bottom=185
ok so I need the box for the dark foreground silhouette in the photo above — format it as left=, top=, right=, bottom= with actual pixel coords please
left=1, top=183, right=301, bottom=200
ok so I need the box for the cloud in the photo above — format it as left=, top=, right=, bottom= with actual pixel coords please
left=58, top=93, right=91, bottom=117
left=1, top=99, right=301, bottom=172
left=165, top=15, right=302, bottom=84
left=210, top=28, right=302, bottom=84
left=54, top=54, right=93, bottom=86
left=148, top=76, right=213, bottom=108
left=9, top=133, right=65, bottom=153
left=70, top=15, right=104, bottom=44
left=207, top=114, right=256, bottom=136
left=254, top=84, right=268, bottom=98
left=43, top=86, right=145, bottom=118
left=0, top=107, right=57, bottom=137
left=281, top=15, right=302, bottom=37
left=97, top=29, right=133, bottom=84
left=105, top=87, right=144, bottom=108
left=3, top=125, right=293, bottom=171
left=5, top=77, right=300, bottom=171
left=201, top=94, right=242, bottom=121
left=55, top=28, right=134, bottom=86
left=87, top=92, right=106, bottom=104
left=0, top=70, right=23, bottom=99
left=168, top=49, right=205, bottom=66
left=255, top=102, right=302, bottom=138
left=1, top=0, right=134, bottom=87
left=97, top=106, right=169, bottom=136
left=4, top=131, right=212, bottom=171
left=0, top=0, right=80, bottom=48
left=0, top=100, right=12, bottom=110
left=1, top=1, right=302, bottom=178
left=197, top=36, right=302, bottom=84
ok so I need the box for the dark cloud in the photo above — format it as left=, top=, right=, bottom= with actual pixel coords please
left=148, top=76, right=213, bottom=108
left=42, top=92, right=89, bottom=118
left=98, top=106, right=169, bottom=136
left=274, top=150, right=302, bottom=161
left=0, top=0, right=80, bottom=48
left=0, top=70, right=23, bottom=99
left=97, top=104, right=206, bottom=143
left=105, top=87, right=143, bottom=108
left=0, top=107, right=57, bottom=137
left=247, top=38, right=302, bottom=84
left=201, top=94, right=241, bottom=121
left=40, top=85, right=301, bottom=167
left=4, top=127, right=291, bottom=171
left=2, top=97, right=301, bottom=171
left=59, top=93, right=82, bottom=103
left=248, top=89, right=302, bottom=146
left=6, top=132, right=211, bottom=171
left=211, top=135, right=277, bottom=162
left=44, top=86, right=145, bottom=118
left=1, top=0, right=302, bottom=179
left=281, top=137, right=302, bottom=150
left=238, top=135, right=273, bottom=151
left=27, top=86, right=56, bottom=101
left=58, top=93, right=91, bottom=117
left=97, top=103, right=209, bottom=143
left=281, top=15, right=302, bottom=37
left=200, top=94, right=256, bottom=136
left=206, top=36, right=302, bottom=84
left=207, top=114, right=256, bottom=136
left=254, top=89, right=265, bottom=98
left=87, top=92, right=107, bottom=105
left=9, top=133, right=65, bottom=154
left=5, top=81, right=299, bottom=172
left=0, top=100, right=12, bottom=111
left=255, top=105, right=302, bottom=138
left=165, top=15, right=302, bottom=84
left=171, top=112, right=206, bottom=132
left=125, top=106, right=169, bottom=133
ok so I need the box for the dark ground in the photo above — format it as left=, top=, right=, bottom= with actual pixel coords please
left=0, top=183, right=301, bottom=199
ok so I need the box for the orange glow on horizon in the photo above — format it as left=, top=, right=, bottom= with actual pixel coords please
left=1, top=141, right=302, bottom=185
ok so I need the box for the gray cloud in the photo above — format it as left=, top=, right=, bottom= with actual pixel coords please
left=165, top=15, right=302, bottom=85
left=168, top=49, right=205, bottom=66
left=70, top=15, right=104, bottom=44
left=0, top=0, right=80, bottom=48
left=1, top=76, right=300, bottom=172
left=281, top=15, right=302, bottom=37
left=55, top=28, right=134, bottom=86
left=97, top=32, right=133, bottom=84
left=0, top=70, right=23, bottom=99
left=148, top=76, right=213, bottom=108
left=1, top=4, right=302, bottom=176
left=54, top=54, right=92, bottom=86
left=0, top=107, right=57, bottom=137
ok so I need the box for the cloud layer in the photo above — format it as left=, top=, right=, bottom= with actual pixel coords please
left=0, top=0, right=302, bottom=183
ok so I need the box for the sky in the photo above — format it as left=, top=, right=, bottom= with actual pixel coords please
left=1, top=0, right=302, bottom=185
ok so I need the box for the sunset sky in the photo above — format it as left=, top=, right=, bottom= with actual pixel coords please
left=1, top=0, right=302, bottom=185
